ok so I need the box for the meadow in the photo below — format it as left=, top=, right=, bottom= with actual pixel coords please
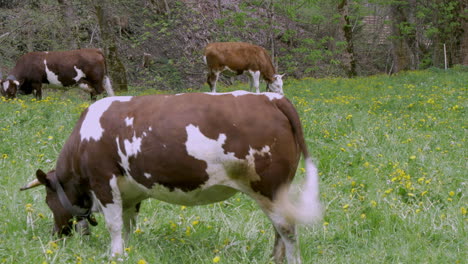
left=0, top=67, right=466, bottom=264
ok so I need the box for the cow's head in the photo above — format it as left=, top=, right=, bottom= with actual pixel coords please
left=20, top=169, right=97, bottom=236
left=1, top=76, right=19, bottom=99
left=267, top=74, right=284, bottom=94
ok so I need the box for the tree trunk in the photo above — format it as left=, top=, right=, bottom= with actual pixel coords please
left=57, top=0, right=77, bottom=49
left=337, top=0, right=357, bottom=77
left=94, top=1, right=128, bottom=92
left=267, top=0, right=276, bottom=69
left=461, top=10, right=468, bottom=65
left=389, top=1, right=413, bottom=73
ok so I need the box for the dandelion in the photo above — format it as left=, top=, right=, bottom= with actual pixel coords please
left=181, top=206, right=187, bottom=210
left=449, top=191, right=455, bottom=197
left=2, top=154, right=7, bottom=159
left=409, top=155, right=416, bottom=160
left=46, top=249, right=53, bottom=254
left=213, top=256, right=221, bottom=263
left=138, top=260, right=147, bottom=264
left=342, top=204, right=349, bottom=209
left=25, top=203, right=34, bottom=213
left=461, top=207, right=467, bottom=216
left=134, top=228, right=142, bottom=234
left=370, top=200, right=377, bottom=207
left=360, top=214, right=366, bottom=219
left=192, top=220, right=199, bottom=226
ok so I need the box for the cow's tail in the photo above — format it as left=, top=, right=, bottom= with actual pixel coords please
left=273, top=98, right=323, bottom=224
left=99, top=48, right=115, bottom=97
left=103, top=76, right=114, bottom=96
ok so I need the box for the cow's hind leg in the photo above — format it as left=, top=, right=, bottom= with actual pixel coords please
left=77, top=81, right=97, bottom=101
left=252, top=195, right=301, bottom=264
left=32, top=83, right=42, bottom=100
left=207, top=71, right=219, bottom=92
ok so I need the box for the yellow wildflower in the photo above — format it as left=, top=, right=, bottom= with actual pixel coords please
left=213, top=256, right=221, bottom=263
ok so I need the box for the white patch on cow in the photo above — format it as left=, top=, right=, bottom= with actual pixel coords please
left=246, top=145, right=271, bottom=168
left=203, top=56, right=207, bottom=65
left=43, top=60, right=62, bottom=86
left=205, top=90, right=284, bottom=101
left=185, top=124, right=266, bottom=188
left=148, top=126, right=152, bottom=131
left=13, top=80, right=19, bottom=86
left=116, top=133, right=144, bottom=175
left=124, top=117, right=134, bottom=127
left=73, top=66, right=86, bottom=82
left=80, top=96, right=133, bottom=142
left=95, top=176, right=124, bottom=257
left=79, top=83, right=93, bottom=92
left=205, top=90, right=250, bottom=97
left=144, top=173, right=151, bottom=179
left=263, top=92, right=283, bottom=101
left=2, top=81, right=8, bottom=92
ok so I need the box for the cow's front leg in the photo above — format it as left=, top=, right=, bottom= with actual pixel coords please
left=248, top=70, right=261, bottom=93
left=94, top=176, right=125, bottom=257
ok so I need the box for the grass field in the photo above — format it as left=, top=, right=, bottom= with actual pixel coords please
left=0, top=67, right=466, bottom=264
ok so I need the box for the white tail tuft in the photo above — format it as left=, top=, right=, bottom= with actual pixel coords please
left=103, top=76, right=114, bottom=96
left=273, top=157, right=323, bottom=225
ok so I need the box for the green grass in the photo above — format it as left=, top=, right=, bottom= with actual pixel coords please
left=1, top=67, right=467, bottom=264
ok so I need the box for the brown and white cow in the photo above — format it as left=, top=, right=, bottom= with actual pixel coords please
left=204, top=42, right=284, bottom=94
left=1, top=48, right=114, bottom=100
left=20, top=91, right=321, bottom=263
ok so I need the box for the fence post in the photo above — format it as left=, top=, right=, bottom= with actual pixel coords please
left=443, top=43, right=447, bottom=70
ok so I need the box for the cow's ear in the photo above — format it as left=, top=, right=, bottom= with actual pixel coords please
left=36, top=169, right=51, bottom=186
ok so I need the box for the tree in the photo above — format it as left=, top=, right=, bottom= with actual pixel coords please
left=57, top=0, right=77, bottom=49
left=337, top=0, right=357, bottom=77
left=93, top=0, right=128, bottom=92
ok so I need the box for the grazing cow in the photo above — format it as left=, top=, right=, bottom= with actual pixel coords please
left=20, top=91, right=322, bottom=263
left=1, top=48, right=114, bottom=100
left=204, top=42, right=284, bottom=94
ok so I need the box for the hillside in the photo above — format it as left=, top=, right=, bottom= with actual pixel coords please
left=1, top=0, right=466, bottom=90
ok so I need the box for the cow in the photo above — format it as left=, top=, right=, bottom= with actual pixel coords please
left=20, top=91, right=322, bottom=264
left=204, top=42, right=284, bottom=94
left=1, top=48, right=114, bottom=100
